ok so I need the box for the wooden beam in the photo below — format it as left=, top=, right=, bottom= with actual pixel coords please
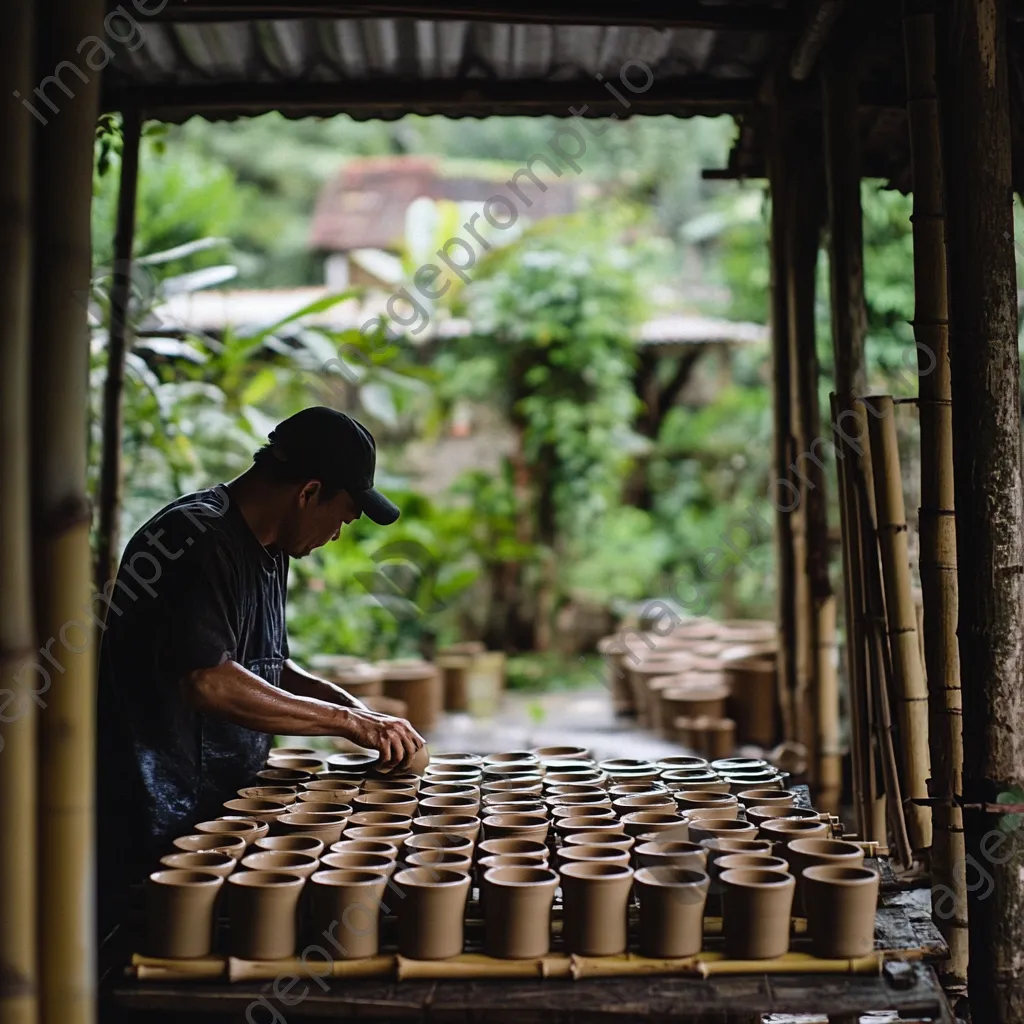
left=790, top=0, right=848, bottom=80
left=938, top=0, right=1024, bottom=1019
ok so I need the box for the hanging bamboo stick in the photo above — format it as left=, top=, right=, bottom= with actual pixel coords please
left=902, top=1, right=967, bottom=985
left=863, top=396, right=932, bottom=855
left=32, top=2, right=104, bottom=1024
left=0, top=2, right=39, bottom=1023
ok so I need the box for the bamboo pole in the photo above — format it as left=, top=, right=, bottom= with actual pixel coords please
left=864, top=397, right=932, bottom=855
left=95, top=109, right=142, bottom=597
left=902, top=0, right=967, bottom=986
left=0, top=2, right=39, bottom=1022
left=816, top=595, right=842, bottom=814
left=31, top=1, right=104, bottom=1023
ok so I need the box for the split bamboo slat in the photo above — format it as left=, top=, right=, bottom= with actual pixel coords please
left=902, top=1, right=967, bottom=984
left=0, top=2, right=39, bottom=1022
left=815, top=596, right=842, bottom=814
left=864, top=397, right=932, bottom=855
left=32, top=2, right=105, bottom=1024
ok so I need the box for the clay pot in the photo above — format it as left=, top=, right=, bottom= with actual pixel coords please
left=802, top=865, right=880, bottom=957
left=612, top=794, right=676, bottom=816
left=555, top=844, right=631, bottom=869
left=713, top=757, right=768, bottom=773
left=290, top=798, right=352, bottom=817
left=425, top=768, right=484, bottom=786
left=688, top=818, right=759, bottom=845
left=271, top=746, right=319, bottom=758
left=318, top=658, right=385, bottom=697
left=314, top=770, right=366, bottom=784
left=787, top=838, right=865, bottom=914
left=159, top=852, right=235, bottom=878
left=675, top=791, right=739, bottom=817
left=144, top=870, right=224, bottom=958
left=563, top=832, right=635, bottom=854
left=481, top=813, right=550, bottom=844
left=226, top=870, right=305, bottom=960
left=724, top=657, right=777, bottom=747
left=482, top=866, right=559, bottom=959
left=342, top=825, right=413, bottom=849
left=304, top=778, right=363, bottom=795
left=307, top=869, right=388, bottom=958
left=720, top=867, right=795, bottom=959
left=478, top=853, right=544, bottom=879
left=746, top=805, right=819, bottom=829
left=716, top=853, right=789, bottom=874
left=621, top=811, right=687, bottom=839
left=482, top=779, right=543, bottom=797
left=321, top=851, right=395, bottom=877
left=559, top=861, right=634, bottom=956
left=436, top=652, right=473, bottom=712
left=660, top=770, right=730, bottom=794
left=684, top=806, right=744, bottom=824
left=240, top=850, right=318, bottom=878
left=548, top=792, right=613, bottom=812
left=276, top=811, right=350, bottom=845
left=173, top=833, right=248, bottom=860
left=237, top=786, right=298, bottom=802
left=362, top=778, right=418, bottom=794
left=418, top=795, right=480, bottom=816
left=393, top=867, right=471, bottom=959
left=296, top=790, right=358, bottom=809
left=737, top=788, right=798, bottom=809
left=254, top=835, right=325, bottom=859
left=412, top=814, right=481, bottom=844
left=219, top=816, right=271, bottom=843
left=485, top=751, right=540, bottom=766
left=532, top=745, right=591, bottom=761
left=222, top=798, right=290, bottom=825
left=477, top=838, right=549, bottom=862
left=353, top=792, right=418, bottom=817
left=403, top=832, right=475, bottom=859
left=554, top=817, right=625, bottom=842
left=543, top=771, right=605, bottom=788
left=485, top=800, right=546, bottom=817
left=348, top=811, right=412, bottom=829
left=635, top=867, right=709, bottom=958
left=758, top=818, right=829, bottom=855
left=194, top=819, right=264, bottom=846
left=256, top=767, right=312, bottom=784
left=542, top=759, right=602, bottom=775
left=483, top=765, right=543, bottom=783
left=608, top=783, right=666, bottom=797
left=406, top=849, right=473, bottom=875
left=634, top=840, right=707, bottom=872
left=330, top=839, right=399, bottom=861
left=656, top=756, right=709, bottom=772
left=550, top=805, right=614, bottom=822
left=700, top=837, right=774, bottom=862
left=379, top=661, right=443, bottom=733
left=430, top=751, right=483, bottom=765
left=722, top=771, right=786, bottom=792
left=422, top=783, right=480, bottom=800
left=268, top=756, right=325, bottom=774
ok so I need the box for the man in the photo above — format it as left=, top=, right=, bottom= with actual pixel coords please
left=96, top=407, right=424, bottom=927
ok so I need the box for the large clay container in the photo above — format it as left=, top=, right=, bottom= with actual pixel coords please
left=393, top=867, right=471, bottom=959
left=597, top=633, right=635, bottom=715
left=706, top=717, right=736, bottom=760
left=720, top=867, right=795, bottom=959
left=675, top=791, right=739, bottom=817
left=787, top=839, right=865, bottom=915
left=330, top=839, right=399, bottom=862
left=802, top=865, right=879, bottom=957
left=436, top=652, right=474, bottom=712
left=724, top=656, right=778, bottom=747
left=482, top=813, right=550, bottom=844
left=307, top=869, right=388, bottom=958
left=275, top=811, right=350, bottom=845
left=634, top=840, right=707, bottom=872
left=559, top=861, right=634, bottom=956
left=173, top=833, right=248, bottom=860
left=411, top=814, right=481, bottom=844
left=145, top=870, right=224, bottom=957
left=621, top=811, right=687, bottom=839
left=477, top=838, right=549, bottom=862
left=159, top=852, right=236, bottom=879
left=226, top=870, right=305, bottom=960
left=353, top=792, right=419, bottom=818
left=406, top=849, right=474, bottom=875
left=254, top=835, right=325, bottom=859
left=321, top=851, right=396, bottom=877
left=222, top=798, right=290, bottom=825
left=555, top=844, right=630, bottom=869
left=635, top=867, right=709, bottom=958
left=688, top=818, right=758, bottom=845
left=241, top=851, right=320, bottom=879
left=564, top=832, right=635, bottom=855
left=402, top=832, right=474, bottom=859
left=736, top=788, right=798, bottom=809
left=482, top=866, right=559, bottom=959
left=194, top=819, right=263, bottom=846
left=321, top=660, right=385, bottom=701
left=379, top=661, right=443, bottom=734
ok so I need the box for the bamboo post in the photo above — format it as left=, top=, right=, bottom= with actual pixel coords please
left=0, top=2, right=39, bottom=1022
left=95, top=109, right=142, bottom=597
left=902, top=0, right=967, bottom=986
left=815, top=595, right=842, bottom=814
left=864, top=396, right=932, bottom=855
left=31, top=1, right=104, bottom=1023
left=938, top=1, right=1024, bottom=1017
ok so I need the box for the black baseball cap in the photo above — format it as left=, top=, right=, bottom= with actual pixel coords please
left=266, top=407, right=400, bottom=525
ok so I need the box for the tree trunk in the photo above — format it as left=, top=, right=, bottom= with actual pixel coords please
left=939, top=1, right=1024, bottom=1018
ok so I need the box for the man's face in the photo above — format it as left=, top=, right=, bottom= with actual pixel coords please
left=281, top=484, right=361, bottom=557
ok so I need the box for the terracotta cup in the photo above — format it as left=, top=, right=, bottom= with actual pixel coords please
left=555, top=844, right=630, bottom=869
left=297, top=789, right=358, bottom=807
left=485, top=750, right=540, bottom=766
left=802, top=865, right=880, bottom=957
left=321, top=851, right=395, bottom=877
left=787, top=839, right=865, bottom=915
left=173, top=833, right=247, bottom=860
left=226, top=870, right=305, bottom=960
left=720, top=867, right=795, bottom=959
left=634, top=840, right=707, bottom=872
left=736, top=788, right=798, bottom=809
left=222, top=798, right=291, bottom=825
left=237, top=786, right=298, bottom=802
left=326, top=751, right=379, bottom=772
left=348, top=811, right=411, bottom=829
left=607, top=783, right=665, bottom=797
left=393, top=867, right=471, bottom=959
left=218, top=818, right=268, bottom=844
left=256, top=768, right=312, bottom=784
left=482, top=866, right=559, bottom=959
left=421, top=783, right=480, bottom=799
left=411, top=814, right=481, bottom=844
left=406, top=849, right=473, bottom=875
left=635, top=866, right=709, bottom=958
left=532, top=745, right=591, bottom=761
left=551, top=805, right=615, bottom=822
left=559, top=861, right=634, bottom=956
left=487, top=802, right=546, bottom=817
left=241, top=851, right=320, bottom=879
left=275, top=811, right=350, bottom=845
left=656, top=756, right=709, bottom=772
left=362, top=778, right=419, bottom=794
left=159, top=851, right=235, bottom=878
left=675, top=791, right=739, bottom=817
left=330, top=839, right=399, bottom=861
left=306, top=869, right=388, bottom=959
left=303, top=779, right=362, bottom=796
left=563, top=832, right=635, bottom=854
left=688, top=818, right=758, bottom=845
left=342, top=825, right=413, bottom=849
left=612, top=794, right=676, bottom=817
left=621, top=811, right=687, bottom=839
left=758, top=818, right=829, bottom=857
left=482, top=779, right=543, bottom=796
left=353, top=792, right=418, bottom=818
left=477, top=838, right=549, bottom=862
left=418, top=795, right=481, bottom=816
left=715, top=853, right=789, bottom=874
left=543, top=770, right=606, bottom=787
left=194, top=819, right=264, bottom=846
left=478, top=853, right=545, bottom=881
left=144, top=870, right=224, bottom=957
left=403, top=832, right=475, bottom=859
left=267, top=755, right=325, bottom=774
left=271, top=746, right=318, bottom=758
left=554, top=817, right=625, bottom=842
left=253, top=835, right=324, bottom=858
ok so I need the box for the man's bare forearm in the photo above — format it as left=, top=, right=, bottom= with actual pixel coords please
left=281, top=659, right=369, bottom=711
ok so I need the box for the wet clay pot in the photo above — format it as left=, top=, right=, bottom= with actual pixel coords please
left=159, top=851, right=236, bottom=878
left=256, top=768, right=312, bottom=785
left=173, top=833, right=248, bottom=860
left=353, top=791, right=419, bottom=817
left=608, top=783, right=667, bottom=797
left=482, top=866, right=559, bottom=959
left=482, top=779, right=543, bottom=797
left=403, top=832, right=475, bottom=859
left=612, top=794, right=676, bottom=817
left=393, top=867, right=471, bottom=959
left=307, top=869, right=388, bottom=959
left=304, top=778, right=363, bottom=796
left=348, top=811, right=412, bottom=829
left=267, top=756, right=325, bottom=774
left=194, top=819, right=263, bottom=846
left=787, top=839, right=865, bottom=915
left=237, top=786, right=298, bottom=803
left=321, top=851, right=396, bottom=877
left=688, top=818, right=758, bottom=845
left=675, top=791, right=739, bottom=817
left=241, top=851, right=320, bottom=879
left=412, top=814, right=481, bottom=844
left=558, top=861, right=634, bottom=956
left=634, top=840, right=707, bottom=872
left=297, top=789, right=358, bottom=808
left=477, top=838, right=549, bottom=862
left=270, top=746, right=318, bottom=758
left=218, top=816, right=271, bottom=844
left=290, top=798, right=352, bottom=818
left=621, top=811, right=687, bottom=839
left=254, top=835, right=325, bottom=859
left=422, top=783, right=481, bottom=800
left=555, top=844, right=630, bottom=869
left=549, top=792, right=614, bottom=812
left=532, top=745, right=591, bottom=761
left=275, top=811, right=350, bottom=845
left=485, top=751, right=540, bottom=766
left=226, top=870, right=305, bottom=960
left=635, top=866, right=709, bottom=958
left=145, top=870, right=224, bottom=958
left=543, top=771, right=605, bottom=788
left=554, top=816, right=625, bottom=842
left=342, top=825, right=413, bottom=849
left=482, top=813, right=550, bottom=844
left=406, top=849, right=474, bottom=875
left=418, top=795, right=481, bottom=816
left=736, top=788, right=798, bottom=809
left=746, top=805, right=819, bottom=829
left=715, top=853, right=789, bottom=874
left=660, top=771, right=730, bottom=794
left=656, top=755, right=709, bottom=772
left=701, top=838, right=776, bottom=911
left=550, top=805, right=615, bottom=822
left=330, top=839, right=399, bottom=861
left=802, top=865, right=880, bottom=957
left=563, top=832, right=635, bottom=854
left=758, top=818, right=829, bottom=858
left=487, top=801, right=546, bottom=817
left=222, top=798, right=291, bottom=825
left=362, top=775, right=420, bottom=793
left=720, top=867, right=795, bottom=959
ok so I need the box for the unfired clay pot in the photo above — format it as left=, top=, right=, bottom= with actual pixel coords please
left=802, top=864, right=879, bottom=957
left=634, top=840, right=707, bottom=872
left=543, top=769, right=605, bottom=787
left=554, top=816, right=625, bottom=842
left=563, top=832, right=635, bottom=854
left=608, top=783, right=666, bottom=797
left=612, top=794, right=676, bottom=816
left=481, top=813, right=549, bottom=844
left=348, top=811, right=412, bottom=829
left=290, top=799, right=352, bottom=817
left=219, top=816, right=271, bottom=843
left=342, top=825, right=413, bottom=849
left=422, top=783, right=481, bottom=799
left=429, top=751, right=483, bottom=765
left=330, top=839, right=399, bottom=861
left=660, top=770, right=730, bottom=794
left=159, top=851, right=235, bottom=878
left=363, top=775, right=420, bottom=792
left=746, top=805, right=819, bottom=828
left=656, top=756, right=709, bottom=772
left=306, top=869, right=387, bottom=959
left=406, top=849, right=473, bottom=875
left=550, top=805, right=615, bottom=822
left=321, top=851, right=395, bottom=877
left=720, top=867, right=795, bottom=959
left=555, top=844, right=630, bottom=869
left=145, top=869, right=224, bottom=958
left=787, top=838, right=865, bottom=915
left=736, top=788, right=798, bottom=809
left=241, top=851, right=320, bottom=879
left=482, top=779, right=543, bottom=796
left=226, top=870, right=305, bottom=960
left=353, top=791, right=419, bottom=817
left=270, top=746, right=318, bottom=758
left=297, top=789, right=358, bottom=807
left=267, top=755, right=325, bottom=774
left=222, top=798, right=290, bottom=825
left=173, top=833, right=248, bottom=860
left=487, top=801, right=547, bottom=817
left=418, top=795, right=480, bottom=816
left=256, top=768, right=312, bottom=784
left=403, top=832, right=474, bottom=859
left=304, top=779, right=363, bottom=796
left=715, top=853, right=789, bottom=874
left=237, top=786, right=298, bottom=802
left=688, top=818, right=758, bottom=845
left=194, top=819, right=263, bottom=845
left=675, top=791, right=739, bottom=817
left=254, top=835, right=325, bottom=859
left=758, top=818, right=829, bottom=854
left=549, top=792, right=614, bottom=812
left=559, top=861, right=634, bottom=956
left=477, top=838, right=549, bottom=862
left=485, top=750, right=540, bottom=766
left=482, top=866, right=559, bottom=959
left=411, top=814, right=481, bottom=843
left=621, top=811, right=687, bottom=839
left=275, top=811, right=349, bottom=845
left=635, top=866, right=709, bottom=958
left=533, top=745, right=591, bottom=761
left=483, top=764, right=543, bottom=781
left=393, top=867, right=471, bottom=959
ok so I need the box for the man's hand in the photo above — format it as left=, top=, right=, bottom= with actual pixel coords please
left=341, top=709, right=425, bottom=772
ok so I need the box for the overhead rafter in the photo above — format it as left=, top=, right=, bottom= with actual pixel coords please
left=790, top=0, right=848, bottom=80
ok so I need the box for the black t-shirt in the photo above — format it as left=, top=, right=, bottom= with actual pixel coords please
left=96, top=485, right=289, bottom=897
